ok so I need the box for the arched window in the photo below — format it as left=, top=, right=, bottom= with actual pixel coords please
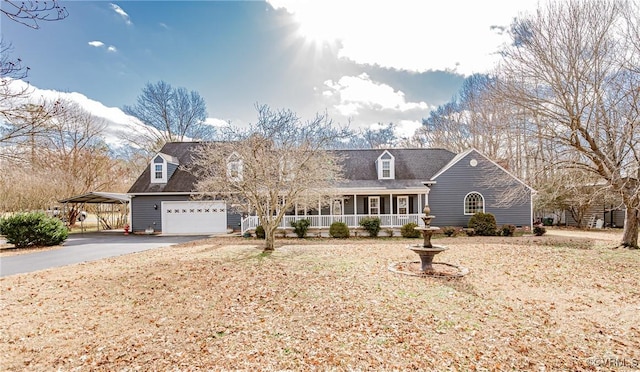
left=464, top=192, right=484, bottom=215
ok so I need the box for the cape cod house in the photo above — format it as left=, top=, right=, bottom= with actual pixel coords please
left=127, top=142, right=534, bottom=234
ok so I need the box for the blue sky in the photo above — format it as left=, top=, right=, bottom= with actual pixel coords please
left=2, top=0, right=538, bottom=137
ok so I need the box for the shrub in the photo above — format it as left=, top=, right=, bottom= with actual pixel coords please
left=255, top=225, right=266, bottom=239
left=385, top=228, right=394, bottom=237
left=533, top=225, right=547, bottom=236
left=400, top=222, right=421, bottom=238
left=468, top=212, right=497, bottom=236
left=329, top=221, right=350, bottom=238
left=290, top=219, right=311, bottom=238
left=0, top=212, right=68, bottom=248
left=442, top=226, right=457, bottom=237
left=359, top=217, right=381, bottom=237
left=501, top=224, right=516, bottom=237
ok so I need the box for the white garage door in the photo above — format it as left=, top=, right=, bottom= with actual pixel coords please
left=162, top=201, right=227, bottom=234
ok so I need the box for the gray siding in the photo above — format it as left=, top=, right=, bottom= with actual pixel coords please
left=131, top=195, right=189, bottom=233
left=167, top=163, right=179, bottom=180
left=564, top=204, right=625, bottom=228
left=429, top=151, right=532, bottom=228
left=227, top=210, right=242, bottom=231
left=131, top=195, right=242, bottom=233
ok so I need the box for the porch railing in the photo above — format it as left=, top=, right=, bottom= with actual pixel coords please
left=241, top=214, right=424, bottom=233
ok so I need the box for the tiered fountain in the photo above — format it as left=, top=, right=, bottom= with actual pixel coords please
left=388, top=204, right=468, bottom=277
left=408, top=204, right=447, bottom=272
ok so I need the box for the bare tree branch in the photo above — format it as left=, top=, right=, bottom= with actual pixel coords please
left=1, top=0, right=68, bottom=29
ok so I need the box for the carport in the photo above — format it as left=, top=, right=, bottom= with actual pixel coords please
left=59, top=192, right=130, bottom=232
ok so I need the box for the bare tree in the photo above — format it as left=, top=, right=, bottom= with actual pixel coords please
left=0, top=98, right=65, bottom=162
left=189, top=104, right=349, bottom=251
left=534, top=169, right=616, bottom=227
left=495, top=0, right=640, bottom=248
left=1, top=0, right=69, bottom=152
left=1, top=0, right=68, bottom=29
left=0, top=100, right=131, bottom=222
left=123, top=81, right=213, bottom=154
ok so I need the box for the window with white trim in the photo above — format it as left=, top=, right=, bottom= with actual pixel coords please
left=154, top=164, right=163, bottom=180
left=382, top=160, right=391, bottom=178
left=332, top=199, right=343, bottom=215
left=464, top=192, right=485, bottom=215
left=227, top=153, right=243, bottom=182
left=369, top=196, right=380, bottom=215
left=376, top=151, right=395, bottom=180
left=150, top=155, right=167, bottom=183
left=280, top=158, right=295, bottom=182
left=397, top=196, right=408, bottom=214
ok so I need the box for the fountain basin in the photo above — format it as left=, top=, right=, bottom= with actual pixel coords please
left=407, top=245, right=448, bottom=271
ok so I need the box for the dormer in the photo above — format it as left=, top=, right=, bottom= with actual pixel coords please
left=150, top=153, right=179, bottom=184
left=227, top=152, right=243, bottom=182
left=376, top=150, right=395, bottom=180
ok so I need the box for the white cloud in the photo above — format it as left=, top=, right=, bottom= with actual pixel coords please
left=204, top=118, right=228, bottom=127
left=88, top=41, right=118, bottom=53
left=5, top=79, right=146, bottom=148
left=267, top=0, right=540, bottom=75
left=323, top=73, right=429, bottom=116
left=320, top=73, right=434, bottom=138
left=88, top=41, right=105, bottom=48
left=395, top=120, right=422, bottom=138
left=110, top=3, right=132, bottom=25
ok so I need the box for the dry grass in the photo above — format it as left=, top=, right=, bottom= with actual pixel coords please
left=1, top=231, right=639, bottom=371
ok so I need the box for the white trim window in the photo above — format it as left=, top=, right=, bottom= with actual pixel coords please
left=376, top=150, right=395, bottom=180
left=227, top=153, right=243, bottom=182
left=464, top=192, right=485, bottom=215
left=154, top=164, right=163, bottom=179
left=331, top=199, right=343, bottom=216
left=280, top=158, right=295, bottom=182
left=368, top=196, right=380, bottom=215
left=397, top=196, right=408, bottom=214
left=150, top=155, right=167, bottom=184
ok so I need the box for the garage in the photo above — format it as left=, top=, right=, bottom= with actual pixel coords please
left=161, top=201, right=227, bottom=234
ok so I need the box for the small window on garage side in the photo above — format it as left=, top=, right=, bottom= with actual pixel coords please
left=464, top=192, right=484, bottom=215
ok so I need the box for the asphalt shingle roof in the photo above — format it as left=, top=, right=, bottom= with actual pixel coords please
left=128, top=143, right=457, bottom=194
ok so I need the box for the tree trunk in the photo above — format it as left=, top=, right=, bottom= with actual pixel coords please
left=621, top=207, right=639, bottom=249
left=264, top=226, right=276, bottom=251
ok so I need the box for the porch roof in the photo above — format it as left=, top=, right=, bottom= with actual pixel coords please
left=334, top=179, right=431, bottom=190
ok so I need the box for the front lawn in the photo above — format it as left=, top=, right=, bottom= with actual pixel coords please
left=1, top=232, right=638, bottom=370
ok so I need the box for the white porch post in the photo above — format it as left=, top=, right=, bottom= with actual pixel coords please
left=353, top=194, right=357, bottom=215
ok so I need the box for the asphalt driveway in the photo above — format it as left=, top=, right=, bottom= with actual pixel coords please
left=0, top=232, right=209, bottom=277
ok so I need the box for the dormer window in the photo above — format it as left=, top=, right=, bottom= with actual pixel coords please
left=382, top=160, right=391, bottom=178
left=154, top=164, right=163, bottom=179
left=280, top=158, right=295, bottom=182
left=151, top=155, right=167, bottom=184
left=227, top=153, right=243, bottom=182
left=376, top=150, right=395, bottom=180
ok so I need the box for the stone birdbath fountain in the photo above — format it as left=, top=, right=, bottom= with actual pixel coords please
left=408, top=204, right=448, bottom=272
left=388, top=204, right=468, bottom=277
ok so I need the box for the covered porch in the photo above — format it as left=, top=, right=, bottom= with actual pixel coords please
left=240, top=190, right=430, bottom=233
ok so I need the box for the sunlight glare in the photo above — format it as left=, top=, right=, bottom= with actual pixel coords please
left=289, top=3, right=343, bottom=45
